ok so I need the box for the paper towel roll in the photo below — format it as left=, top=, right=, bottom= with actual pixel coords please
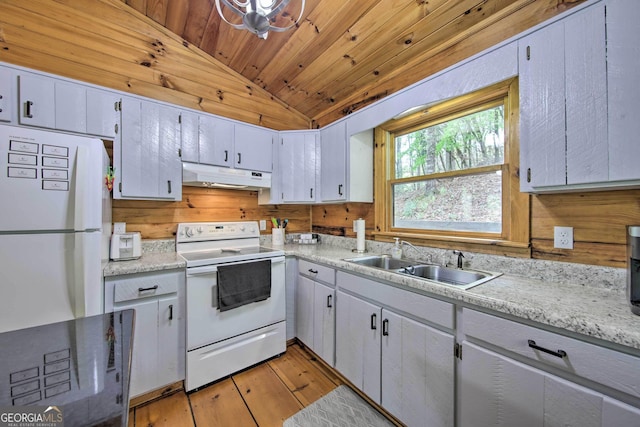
left=354, top=218, right=366, bottom=252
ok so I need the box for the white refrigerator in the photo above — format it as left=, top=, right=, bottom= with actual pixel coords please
left=0, top=124, right=111, bottom=333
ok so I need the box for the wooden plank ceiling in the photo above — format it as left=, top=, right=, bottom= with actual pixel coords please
left=123, top=0, right=585, bottom=126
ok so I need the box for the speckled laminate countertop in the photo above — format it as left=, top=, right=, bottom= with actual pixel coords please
left=286, top=244, right=640, bottom=352
left=103, top=252, right=186, bottom=277
left=103, top=240, right=640, bottom=352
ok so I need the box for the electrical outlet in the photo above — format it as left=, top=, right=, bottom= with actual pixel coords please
left=259, top=219, right=267, bottom=231
left=113, top=222, right=126, bottom=234
left=554, top=226, right=573, bottom=249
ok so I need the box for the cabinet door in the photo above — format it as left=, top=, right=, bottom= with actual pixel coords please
left=602, top=397, right=640, bottom=426
left=607, top=0, right=640, bottom=182
left=199, top=114, right=234, bottom=167
left=18, top=74, right=55, bottom=129
left=518, top=22, right=565, bottom=190
left=157, top=296, right=181, bottom=388
left=0, top=68, right=14, bottom=123
left=234, top=125, right=274, bottom=172
left=459, top=341, right=544, bottom=427
left=313, top=282, right=335, bottom=366
left=381, top=310, right=454, bottom=427
left=119, top=98, right=181, bottom=200
left=180, top=110, right=199, bottom=164
left=295, top=275, right=314, bottom=348
left=86, top=89, right=119, bottom=138
left=565, top=5, right=607, bottom=185
left=320, top=121, right=346, bottom=201
left=335, top=290, right=381, bottom=403
left=117, top=298, right=159, bottom=397
left=280, top=132, right=317, bottom=202
left=55, top=81, right=86, bottom=133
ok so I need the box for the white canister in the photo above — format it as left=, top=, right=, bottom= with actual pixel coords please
left=272, top=228, right=285, bottom=246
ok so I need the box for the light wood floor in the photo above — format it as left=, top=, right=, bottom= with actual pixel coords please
left=128, top=343, right=344, bottom=427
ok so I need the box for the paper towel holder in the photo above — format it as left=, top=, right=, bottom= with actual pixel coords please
left=352, top=218, right=368, bottom=253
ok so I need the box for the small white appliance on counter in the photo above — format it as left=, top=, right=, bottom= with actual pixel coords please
left=176, top=221, right=285, bottom=391
left=0, top=124, right=111, bottom=333
left=110, top=232, right=141, bottom=261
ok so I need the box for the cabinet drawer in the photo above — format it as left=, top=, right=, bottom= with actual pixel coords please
left=462, top=308, right=640, bottom=399
left=337, top=271, right=454, bottom=329
left=111, top=270, right=181, bottom=303
left=299, top=260, right=335, bottom=285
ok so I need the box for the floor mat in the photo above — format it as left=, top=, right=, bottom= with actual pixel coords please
left=283, top=385, right=395, bottom=427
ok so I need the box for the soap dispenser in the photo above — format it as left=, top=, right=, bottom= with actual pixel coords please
left=390, top=238, right=403, bottom=259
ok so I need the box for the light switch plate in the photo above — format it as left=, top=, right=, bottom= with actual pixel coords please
left=113, top=222, right=126, bottom=234
left=259, top=220, right=267, bottom=231
left=554, top=226, right=573, bottom=249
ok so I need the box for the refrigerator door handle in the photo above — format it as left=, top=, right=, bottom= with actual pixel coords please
left=74, top=232, right=87, bottom=317
left=74, top=145, right=89, bottom=231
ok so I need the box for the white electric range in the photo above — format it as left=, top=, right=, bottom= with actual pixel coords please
left=176, top=221, right=286, bottom=391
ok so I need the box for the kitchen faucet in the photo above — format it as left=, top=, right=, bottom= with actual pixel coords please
left=453, top=250, right=465, bottom=269
left=400, top=240, right=433, bottom=264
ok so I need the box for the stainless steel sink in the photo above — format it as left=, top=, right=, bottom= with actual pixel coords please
left=344, top=255, right=500, bottom=290
left=343, top=255, right=415, bottom=270
left=395, top=264, right=500, bottom=290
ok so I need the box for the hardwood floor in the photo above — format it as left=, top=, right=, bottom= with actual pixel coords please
left=128, top=343, right=344, bottom=427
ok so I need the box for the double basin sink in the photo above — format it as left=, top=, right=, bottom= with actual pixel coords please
left=343, top=254, right=501, bottom=290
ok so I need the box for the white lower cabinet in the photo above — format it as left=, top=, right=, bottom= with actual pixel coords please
left=459, top=342, right=640, bottom=427
left=104, top=270, right=185, bottom=398
left=334, top=272, right=454, bottom=427
left=460, top=308, right=640, bottom=427
left=296, top=260, right=335, bottom=366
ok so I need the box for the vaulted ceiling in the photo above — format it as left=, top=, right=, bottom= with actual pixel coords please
left=122, top=0, right=584, bottom=126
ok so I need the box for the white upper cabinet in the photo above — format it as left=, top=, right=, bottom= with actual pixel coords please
left=199, top=114, right=234, bottom=167
left=0, top=67, right=12, bottom=123
left=280, top=130, right=318, bottom=203
left=520, top=1, right=640, bottom=192
left=116, top=97, right=182, bottom=200
left=18, top=74, right=56, bottom=129
left=179, top=110, right=199, bottom=164
left=86, top=88, right=119, bottom=138
left=234, top=124, right=274, bottom=172
left=320, top=121, right=347, bottom=201
left=519, top=4, right=606, bottom=191
left=606, top=0, right=640, bottom=182
left=55, top=81, right=87, bottom=134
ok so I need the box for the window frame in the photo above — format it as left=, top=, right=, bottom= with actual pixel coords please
left=374, top=78, right=530, bottom=256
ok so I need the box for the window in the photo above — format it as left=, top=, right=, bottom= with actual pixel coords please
left=374, top=79, right=529, bottom=253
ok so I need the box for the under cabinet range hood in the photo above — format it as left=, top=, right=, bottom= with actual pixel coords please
left=182, top=162, right=271, bottom=190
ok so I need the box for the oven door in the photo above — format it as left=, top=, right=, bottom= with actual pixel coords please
left=185, top=256, right=285, bottom=351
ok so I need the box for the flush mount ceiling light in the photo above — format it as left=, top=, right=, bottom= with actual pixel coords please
left=215, top=0, right=305, bottom=40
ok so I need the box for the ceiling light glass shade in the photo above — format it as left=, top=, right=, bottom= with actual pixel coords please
left=215, top=0, right=305, bottom=40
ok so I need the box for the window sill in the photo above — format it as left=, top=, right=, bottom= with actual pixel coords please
left=373, top=231, right=531, bottom=258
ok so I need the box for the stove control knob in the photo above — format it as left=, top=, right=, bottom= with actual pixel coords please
left=196, top=226, right=203, bottom=234
left=239, top=225, right=246, bottom=232
left=185, top=227, right=193, bottom=238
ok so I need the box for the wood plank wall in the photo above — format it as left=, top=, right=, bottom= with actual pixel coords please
left=113, top=187, right=311, bottom=239
left=0, top=0, right=310, bottom=130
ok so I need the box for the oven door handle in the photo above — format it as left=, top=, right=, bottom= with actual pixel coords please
left=186, top=266, right=219, bottom=277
